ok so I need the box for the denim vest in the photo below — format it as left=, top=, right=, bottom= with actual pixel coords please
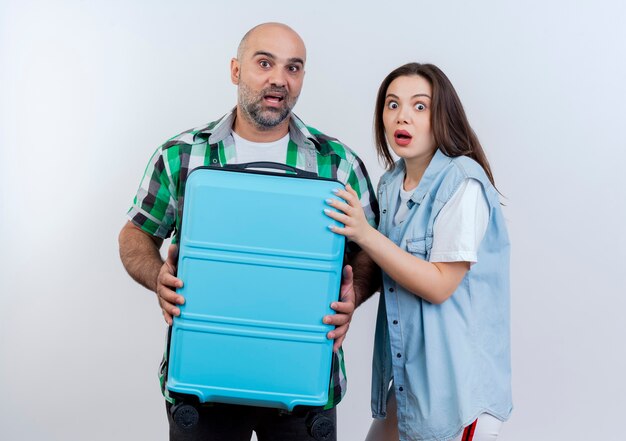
left=371, top=150, right=512, bottom=441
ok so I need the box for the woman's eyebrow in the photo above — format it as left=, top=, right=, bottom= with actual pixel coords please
left=385, top=93, right=431, bottom=99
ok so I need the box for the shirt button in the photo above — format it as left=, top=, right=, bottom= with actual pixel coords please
left=382, top=209, right=387, bottom=214
left=398, top=386, right=404, bottom=392
left=212, top=159, right=218, bottom=163
left=389, top=287, right=394, bottom=292
left=397, top=353, right=402, bottom=358
left=393, top=320, right=398, bottom=325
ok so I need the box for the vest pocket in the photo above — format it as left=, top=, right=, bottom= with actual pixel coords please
left=406, top=236, right=432, bottom=259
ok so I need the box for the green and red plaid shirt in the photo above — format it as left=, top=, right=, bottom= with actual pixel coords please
left=128, top=110, right=379, bottom=408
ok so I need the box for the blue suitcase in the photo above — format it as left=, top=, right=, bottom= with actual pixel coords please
left=166, top=162, right=345, bottom=433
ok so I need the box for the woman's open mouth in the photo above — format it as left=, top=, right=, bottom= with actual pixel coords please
left=394, top=130, right=412, bottom=146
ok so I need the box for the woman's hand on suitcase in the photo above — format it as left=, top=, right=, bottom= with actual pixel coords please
left=324, top=184, right=375, bottom=246
left=156, top=244, right=185, bottom=325
left=324, top=265, right=356, bottom=352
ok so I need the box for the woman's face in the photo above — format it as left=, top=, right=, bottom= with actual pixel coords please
left=382, top=75, right=437, bottom=163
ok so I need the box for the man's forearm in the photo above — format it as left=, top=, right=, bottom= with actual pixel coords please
left=118, top=222, right=164, bottom=292
left=349, top=249, right=381, bottom=307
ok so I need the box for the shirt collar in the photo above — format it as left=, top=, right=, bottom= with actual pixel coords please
left=193, top=108, right=319, bottom=152
left=380, top=149, right=452, bottom=204
left=408, top=149, right=451, bottom=204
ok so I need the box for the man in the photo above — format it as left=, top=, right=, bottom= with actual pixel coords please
left=118, top=22, right=378, bottom=441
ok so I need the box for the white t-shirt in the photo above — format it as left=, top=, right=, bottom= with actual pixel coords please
left=231, top=131, right=290, bottom=165
left=394, top=178, right=489, bottom=264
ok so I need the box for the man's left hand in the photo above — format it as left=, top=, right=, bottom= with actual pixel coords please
left=324, top=265, right=356, bottom=352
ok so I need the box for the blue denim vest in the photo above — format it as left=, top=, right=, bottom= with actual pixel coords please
left=371, top=150, right=512, bottom=441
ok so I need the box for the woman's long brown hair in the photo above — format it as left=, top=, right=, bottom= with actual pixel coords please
left=374, top=62, right=496, bottom=186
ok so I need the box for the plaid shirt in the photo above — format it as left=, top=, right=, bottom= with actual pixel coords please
left=128, top=110, right=379, bottom=408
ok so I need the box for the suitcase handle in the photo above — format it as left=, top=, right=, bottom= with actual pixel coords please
left=224, top=162, right=318, bottom=178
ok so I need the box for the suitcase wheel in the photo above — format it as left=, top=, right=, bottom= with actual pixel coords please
left=171, top=403, right=199, bottom=431
left=306, top=412, right=335, bottom=441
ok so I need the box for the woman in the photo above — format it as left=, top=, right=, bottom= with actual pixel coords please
left=324, top=63, right=512, bottom=440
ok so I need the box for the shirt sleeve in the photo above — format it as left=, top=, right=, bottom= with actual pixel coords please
left=126, top=146, right=178, bottom=239
left=346, top=155, right=379, bottom=229
left=430, top=178, right=489, bottom=264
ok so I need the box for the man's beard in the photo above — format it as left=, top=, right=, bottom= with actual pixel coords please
left=238, top=82, right=298, bottom=130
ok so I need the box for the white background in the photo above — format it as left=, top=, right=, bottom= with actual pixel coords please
left=1, top=1, right=625, bottom=440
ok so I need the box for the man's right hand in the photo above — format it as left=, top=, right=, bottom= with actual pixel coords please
left=157, top=244, right=185, bottom=325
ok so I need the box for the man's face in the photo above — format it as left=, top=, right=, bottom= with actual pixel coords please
left=231, top=25, right=306, bottom=130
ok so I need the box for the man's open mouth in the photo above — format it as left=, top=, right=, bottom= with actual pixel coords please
left=264, top=94, right=285, bottom=103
